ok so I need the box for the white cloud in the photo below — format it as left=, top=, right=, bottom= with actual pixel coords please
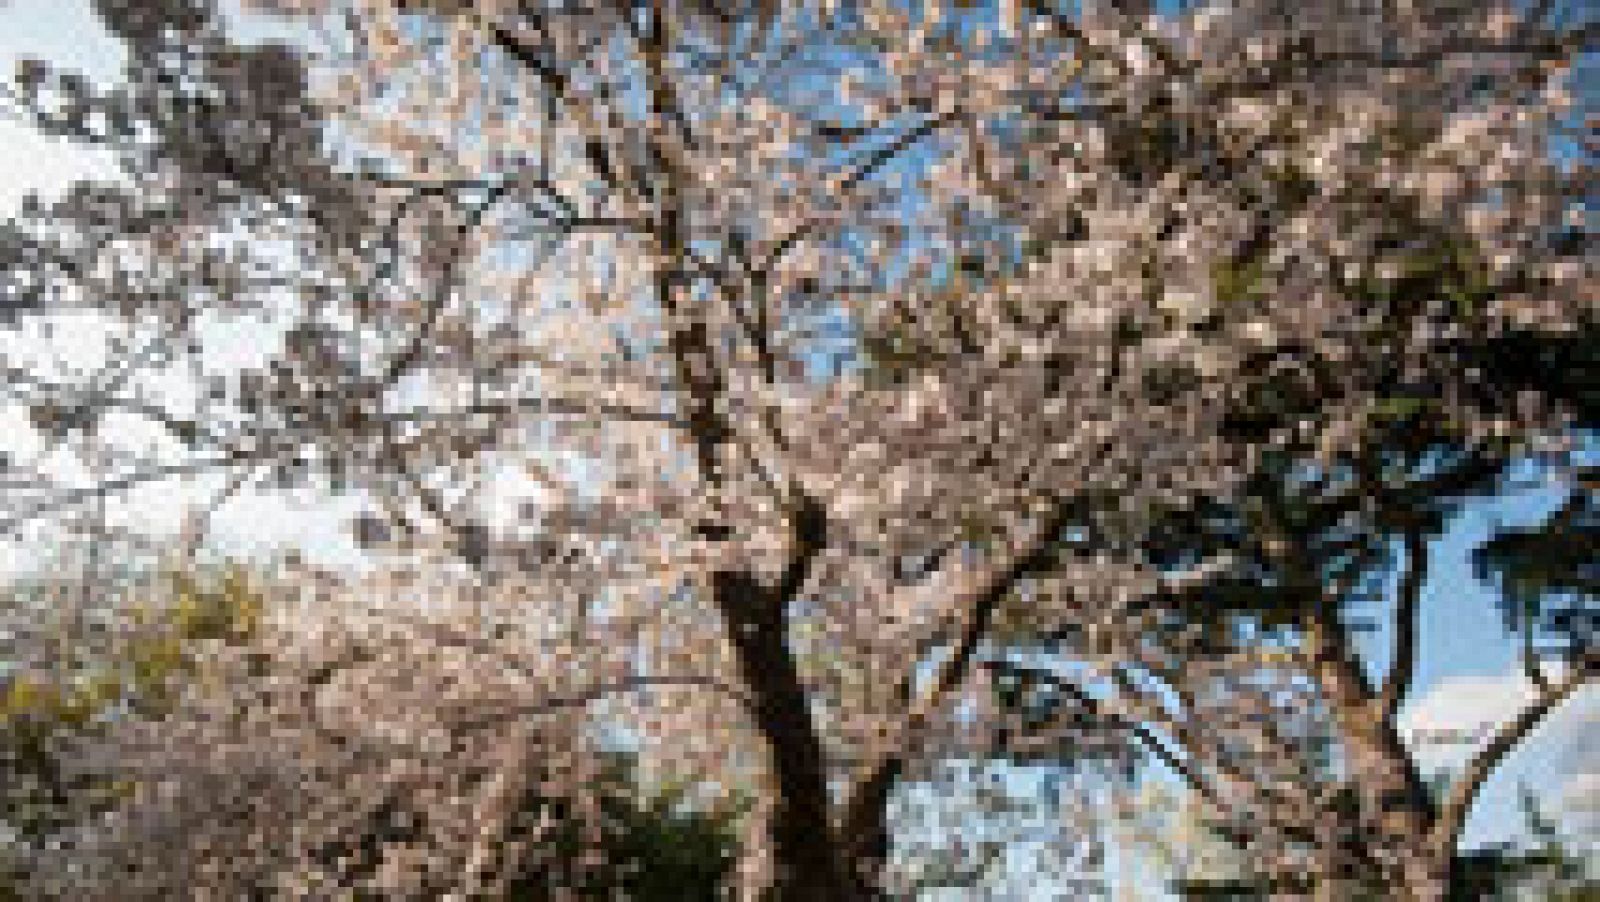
left=1401, top=670, right=1596, bottom=774
left=0, top=0, right=126, bottom=214
left=1400, top=669, right=1597, bottom=847
left=1403, top=672, right=1537, bottom=771
left=0, top=121, right=120, bottom=214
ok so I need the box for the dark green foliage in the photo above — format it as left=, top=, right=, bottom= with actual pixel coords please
left=1475, top=473, right=1598, bottom=665
left=503, top=752, right=746, bottom=901
left=1449, top=788, right=1597, bottom=901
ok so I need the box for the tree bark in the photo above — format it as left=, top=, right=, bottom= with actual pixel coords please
left=715, top=569, right=863, bottom=901
left=1307, top=609, right=1446, bottom=902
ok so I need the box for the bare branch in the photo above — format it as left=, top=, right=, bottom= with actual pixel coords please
left=986, top=662, right=1241, bottom=834
left=1431, top=655, right=1596, bottom=855
left=756, top=110, right=961, bottom=278
left=0, top=448, right=271, bottom=537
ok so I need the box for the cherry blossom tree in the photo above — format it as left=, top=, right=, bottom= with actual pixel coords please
left=1, top=560, right=746, bottom=899
left=1, top=0, right=1592, bottom=898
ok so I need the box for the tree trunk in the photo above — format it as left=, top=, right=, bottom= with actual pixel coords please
left=1307, top=611, right=1445, bottom=902
left=714, top=570, right=863, bottom=901
left=841, top=766, right=896, bottom=898
left=1305, top=847, right=1450, bottom=901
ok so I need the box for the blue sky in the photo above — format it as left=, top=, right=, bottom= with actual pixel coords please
left=0, top=1, right=1592, bottom=895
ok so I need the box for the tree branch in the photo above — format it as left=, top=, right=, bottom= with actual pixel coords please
left=0, top=448, right=272, bottom=537
left=838, top=509, right=1069, bottom=858
left=461, top=675, right=754, bottom=732
left=986, top=661, right=1248, bottom=837
left=1378, top=527, right=1428, bottom=726
left=756, top=110, right=961, bottom=278
left=485, top=17, right=634, bottom=203
left=371, top=184, right=508, bottom=392
left=374, top=393, right=686, bottom=430
left=1431, top=655, right=1596, bottom=855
